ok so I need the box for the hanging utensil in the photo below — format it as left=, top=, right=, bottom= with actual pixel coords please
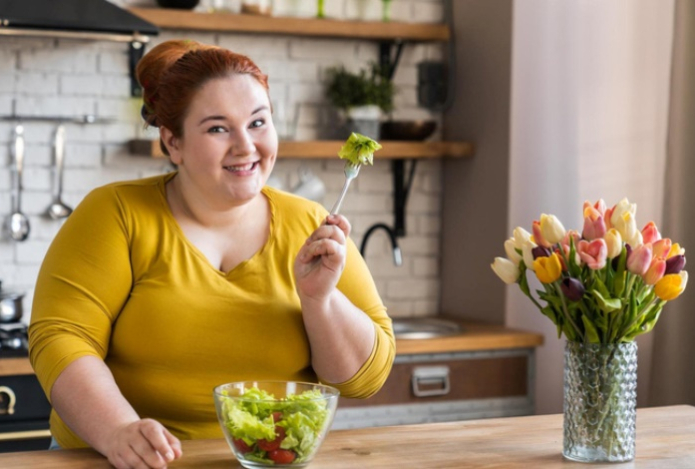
left=44, top=124, right=73, bottom=220
left=4, top=125, right=30, bottom=241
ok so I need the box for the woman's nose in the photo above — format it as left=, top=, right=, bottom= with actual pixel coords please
left=232, top=130, right=256, bottom=156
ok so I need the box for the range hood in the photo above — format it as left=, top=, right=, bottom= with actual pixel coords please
left=0, top=0, right=158, bottom=43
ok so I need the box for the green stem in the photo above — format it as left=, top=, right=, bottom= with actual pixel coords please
left=554, top=281, right=584, bottom=341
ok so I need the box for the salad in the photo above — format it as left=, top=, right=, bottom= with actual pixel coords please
left=219, top=386, right=331, bottom=465
left=338, top=132, right=382, bottom=166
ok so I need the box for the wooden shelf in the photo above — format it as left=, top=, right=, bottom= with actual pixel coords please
left=129, top=139, right=474, bottom=160
left=129, top=7, right=450, bottom=42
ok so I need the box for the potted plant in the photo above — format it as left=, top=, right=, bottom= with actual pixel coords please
left=325, top=63, right=395, bottom=139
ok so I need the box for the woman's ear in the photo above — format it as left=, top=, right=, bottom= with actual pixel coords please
left=160, top=127, right=183, bottom=165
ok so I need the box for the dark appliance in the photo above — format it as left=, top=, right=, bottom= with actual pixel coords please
left=0, top=323, right=52, bottom=453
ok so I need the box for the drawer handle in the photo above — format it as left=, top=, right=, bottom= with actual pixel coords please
left=0, top=386, right=16, bottom=415
left=411, top=366, right=450, bottom=397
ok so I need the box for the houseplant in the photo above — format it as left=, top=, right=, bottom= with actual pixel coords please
left=491, top=198, right=688, bottom=463
left=324, top=63, right=395, bottom=139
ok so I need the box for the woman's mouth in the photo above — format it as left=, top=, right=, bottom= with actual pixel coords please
left=224, top=161, right=259, bottom=173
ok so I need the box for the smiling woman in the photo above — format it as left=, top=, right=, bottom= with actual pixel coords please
left=28, top=40, right=394, bottom=469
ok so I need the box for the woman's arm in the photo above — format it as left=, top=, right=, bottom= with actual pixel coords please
left=51, top=356, right=182, bottom=468
left=294, top=214, right=382, bottom=384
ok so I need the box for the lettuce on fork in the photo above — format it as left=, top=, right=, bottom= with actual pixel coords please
left=338, top=132, right=382, bottom=166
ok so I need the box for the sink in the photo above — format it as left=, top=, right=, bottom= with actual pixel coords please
left=391, top=317, right=462, bottom=339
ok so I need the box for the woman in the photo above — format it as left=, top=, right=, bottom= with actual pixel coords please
left=29, top=40, right=394, bottom=469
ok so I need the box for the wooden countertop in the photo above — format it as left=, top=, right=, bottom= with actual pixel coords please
left=2, top=406, right=692, bottom=468
left=0, top=322, right=543, bottom=377
left=395, top=319, right=544, bottom=355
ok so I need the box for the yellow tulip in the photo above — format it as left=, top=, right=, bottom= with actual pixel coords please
left=654, top=271, right=688, bottom=301
left=533, top=253, right=563, bottom=284
left=667, top=243, right=686, bottom=259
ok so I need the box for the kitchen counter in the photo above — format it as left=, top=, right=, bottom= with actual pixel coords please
left=0, top=321, right=543, bottom=377
left=1, top=406, right=692, bottom=468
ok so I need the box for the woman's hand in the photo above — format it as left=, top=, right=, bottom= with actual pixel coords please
left=105, top=419, right=182, bottom=469
left=294, top=214, right=350, bottom=303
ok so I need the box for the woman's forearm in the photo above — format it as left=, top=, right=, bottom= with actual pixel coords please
left=50, top=355, right=140, bottom=453
left=300, top=289, right=376, bottom=384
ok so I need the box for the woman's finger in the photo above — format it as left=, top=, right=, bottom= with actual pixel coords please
left=139, top=422, right=176, bottom=466
left=163, top=428, right=183, bottom=459
left=325, top=214, right=351, bottom=237
left=307, top=224, right=346, bottom=246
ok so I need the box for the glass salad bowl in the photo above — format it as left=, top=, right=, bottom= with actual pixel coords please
left=213, top=381, right=340, bottom=468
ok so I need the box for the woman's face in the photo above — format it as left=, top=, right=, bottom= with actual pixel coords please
left=165, top=73, right=278, bottom=207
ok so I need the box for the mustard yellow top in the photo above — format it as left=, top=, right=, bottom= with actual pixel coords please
left=29, top=173, right=394, bottom=448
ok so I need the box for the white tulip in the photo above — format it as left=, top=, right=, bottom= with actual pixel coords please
left=512, top=227, right=532, bottom=249
left=504, top=238, right=523, bottom=266
left=522, top=240, right=538, bottom=271
left=540, top=214, right=566, bottom=245
left=491, top=257, right=520, bottom=284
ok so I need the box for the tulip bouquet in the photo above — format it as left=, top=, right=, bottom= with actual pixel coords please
left=491, top=198, right=687, bottom=343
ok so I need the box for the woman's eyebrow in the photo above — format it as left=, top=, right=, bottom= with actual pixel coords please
left=198, top=106, right=270, bottom=125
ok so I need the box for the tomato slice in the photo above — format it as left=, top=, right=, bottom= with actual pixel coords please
left=232, top=438, right=252, bottom=454
left=257, top=426, right=286, bottom=452
left=272, top=411, right=283, bottom=423
left=268, top=449, right=296, bottom=464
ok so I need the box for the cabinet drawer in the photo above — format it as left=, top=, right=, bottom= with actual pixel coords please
left=340, top=353, right=528, bottom=408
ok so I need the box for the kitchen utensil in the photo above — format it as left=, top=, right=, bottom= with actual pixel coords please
left=329, top=161, right=360, bottom=216
left=213, top=381, right=339, bottom=468
left=380, top=120, right=437, bottom=141
left=291, top=167, right=326, bottom=202
left=0, top=281, right=25, bottom=323
left=44, top=125, right=73, bottom=220
left=4, top=125, right=30, bottom=241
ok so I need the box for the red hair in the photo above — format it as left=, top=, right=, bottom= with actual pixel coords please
left=136, top=40, right=269, bottom=155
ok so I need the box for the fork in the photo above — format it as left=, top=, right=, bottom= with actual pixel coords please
left=329, top=161, right=361, bottom=215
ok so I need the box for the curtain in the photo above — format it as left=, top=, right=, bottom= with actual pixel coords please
left=649, top=0, right=695, bottom=407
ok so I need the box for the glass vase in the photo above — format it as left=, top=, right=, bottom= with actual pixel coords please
left=563, top=341, right=637, bottom=463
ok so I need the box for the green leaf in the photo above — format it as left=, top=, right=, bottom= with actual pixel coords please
left=518, top=264, right=531, bottom=297
left=581, top=315, right=601, bottom=343
left=592, top=276, right=611, bottom=299
left=613, top=248, right=628, bottom=296
left=540, top=306, right=559, bottom=326
left=591, top=290, right=622, bottom=313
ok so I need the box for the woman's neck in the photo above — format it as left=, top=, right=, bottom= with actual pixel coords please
left=166, top=173, right=262, bottom=229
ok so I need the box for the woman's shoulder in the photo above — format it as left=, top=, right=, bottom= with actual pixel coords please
left=82, top=173, right=171, bottom=210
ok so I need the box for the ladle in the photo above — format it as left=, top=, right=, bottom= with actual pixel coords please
left=4, top=125, right=30, bottom=241
left=44, top=124, right=73, bottom=220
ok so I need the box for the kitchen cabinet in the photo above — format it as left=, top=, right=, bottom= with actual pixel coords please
left=333, top=320, right=543, bottom=429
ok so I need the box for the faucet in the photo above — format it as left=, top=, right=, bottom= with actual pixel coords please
left=359, top=223, right=403, bottom=266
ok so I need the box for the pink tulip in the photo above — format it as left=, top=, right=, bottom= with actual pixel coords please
left=582, top=215, right=606, bottom=240
left=653, top=238, right=672, bottom=259
left=604, top=206, right=615, bottom=230
left=532, top=220, right=551, bottom=248
left=583, top=199, right=607, bottom=218
left=562, top=229, right=581, bottom=249
left=641, top=221, right=662, bottom=245
left=643, top=257, right=666, bottom=285
left=577, top=239, right=608, bottom=270
left=627, top=244, right=653, bottom=276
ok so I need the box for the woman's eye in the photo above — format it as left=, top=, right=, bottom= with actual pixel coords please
left=250, top=119, right=265, bottom=129
left=207, top=126, right=226, bottom=133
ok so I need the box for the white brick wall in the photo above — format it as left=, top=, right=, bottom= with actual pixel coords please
left=0, top=0, right=446, bottom=322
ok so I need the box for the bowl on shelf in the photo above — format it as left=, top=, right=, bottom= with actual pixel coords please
left=380, top=120, right=437, bottom=141
left=213, top=381, right=339, bottom=468
left=156, top=0, right=199, bottom=9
